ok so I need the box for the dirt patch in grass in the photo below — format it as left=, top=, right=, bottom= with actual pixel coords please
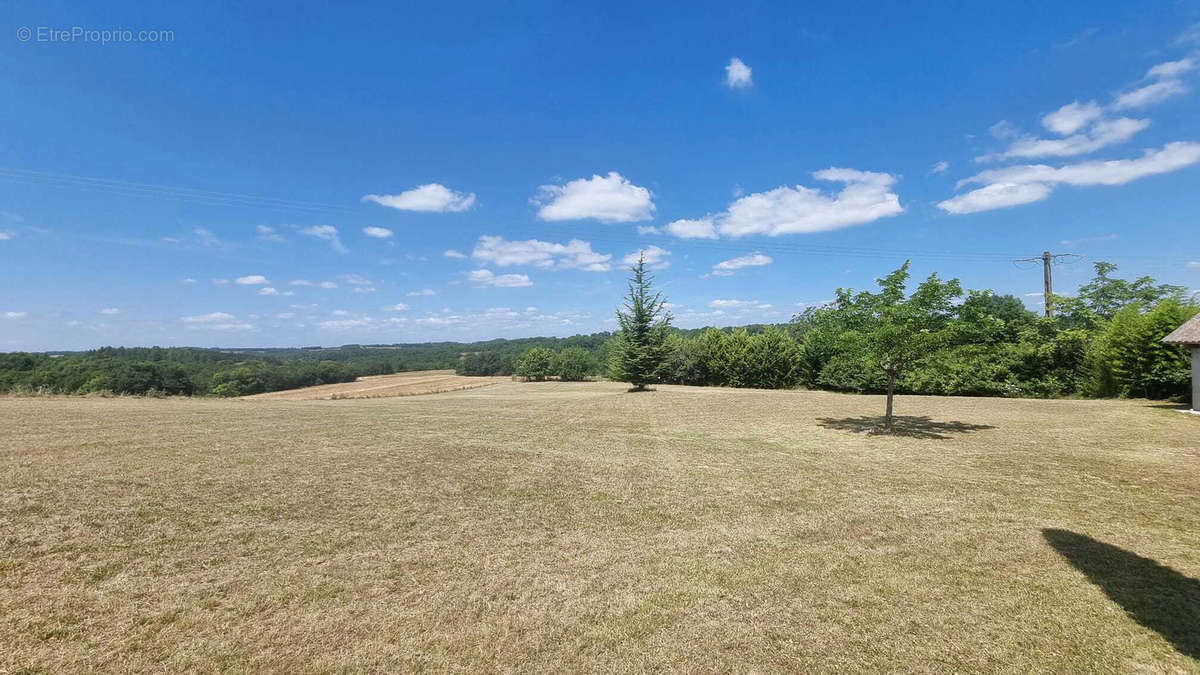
left=2, top=383, right=1198, bottom=671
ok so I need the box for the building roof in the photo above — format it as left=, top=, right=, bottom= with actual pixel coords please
left=1162, top=313, right=1200, bottom=345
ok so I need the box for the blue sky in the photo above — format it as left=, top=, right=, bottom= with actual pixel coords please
left=2, top=1, right=1199, bottom=350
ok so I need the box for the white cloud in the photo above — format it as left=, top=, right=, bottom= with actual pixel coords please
left=407, top=288, right=436, bottom=296
left=982, top=117, right=1149, bottom=161
left=181, top=312, right=236, bottom=323
left=708, top=299, right=772, bottom=310
left=725, top=57, right=753, bottom=88
left=711, top=252, right=773, bottom=276
left=622, top=245, right=671, bottom=269
left=331, top=310, right=351, bottom=316
left=194, top=227, right=222, bottom=247
left=1147, top=57, right=1196, bottom=80
left=289, top=279, right=313, bottom=286
left=1188, top=261, right=1200, bottom=270
left=936, top=182, right=1055, bottom=214
left=256, top=225, right=285, bottom=242
left=181, top=278, right=197, bottom=285
left=353, top=287, right=376, bottom=294
left=383, top=303, right=409, bottom=311
left=99, top=308, right=120, bottom=315
left=300, top=225, right=347, bottom=253
left=931, top=161, right=950, bottom=174
left=716, top=169, right=903, bottom=237
left=258, top=287, right=280, bottom=296
left=236, top=275, right=270, bottom=285
left=340, top=274, right=373, bottom=286
left=0, top=230, right=14, bottom=241
left=940, top=142, right=1200, bottom=214
left=665, top=217, right=718, bottom=239
left=320, top=318, right=374, bottom=329
left=636, top=225, right=662, bottom=235
left=471, top=235, right=612, bottom=271
left=362, top=184, right=476, bottom=212
left=318, top=281, right=338, bottom=289
left=363, top=226, right=393, bottom=238
left=443, top=249, right=467, bottom=259
left=212, top=278, right=229, bottom=285
left=468, top=269, right=533, bottom=288
left=4, top=311, right=27, bottom=319
left=533, top=172, right=655, bottom=223
left=1060, top=233, right=1118, bottom=246
left=1041, top=101, right=1104, bottom=135
left=275, top=312, right=296, bottom=319
left=1113, top=79, right=1188, bottom=110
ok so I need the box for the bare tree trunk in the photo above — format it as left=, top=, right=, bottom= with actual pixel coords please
left=885, top=370, right=895, bottom=432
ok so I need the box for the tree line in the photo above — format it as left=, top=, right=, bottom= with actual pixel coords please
left=2, top=260, right=1194, bottom=404
left=508, top=258, right=1197, bottom=413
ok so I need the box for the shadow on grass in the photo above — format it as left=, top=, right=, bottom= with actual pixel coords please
left=816, top=415, right=994, bottom=439
left=1043, top=529, right=1200, bottom=660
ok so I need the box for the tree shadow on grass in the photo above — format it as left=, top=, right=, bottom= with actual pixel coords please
left=1043, top=528, right=1200, bottom=661
left=815, top=415, right=994, bottom=439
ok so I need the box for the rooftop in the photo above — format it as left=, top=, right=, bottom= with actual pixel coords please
left=1162, top=313, right=1200, bottom=346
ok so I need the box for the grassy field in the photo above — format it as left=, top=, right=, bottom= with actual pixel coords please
left=242, top=369, right=508, bottom=400
left=2, top=382, right=1198, bottom=672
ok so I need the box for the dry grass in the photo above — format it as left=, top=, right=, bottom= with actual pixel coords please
left=2, top=382, right=1198, bottom=672
left=241, top=369, right=508, bottom=400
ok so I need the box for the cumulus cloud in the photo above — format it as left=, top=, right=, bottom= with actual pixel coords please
left=99, top=308, right=120, bottom=315
left=1041, top=101, right=1105, bottom=135
left=636, top=225, right=662, bottom=235
left=1112, top=58, right=1194, bottom=110
left=318, top=281, right=338, bottom=289
left=939, top=142, right=1200, bottom=214
left=363, top=226, right=393, bottom=238
left=289, top=280, right=313, bottom=286
left=4, top=311, right=27, bottom=319
left=1148, top=57, right=1197, bottom=79
left=936, top=182, right=1055, bottom=214
left=1113, top=79, right=1189, bottom=110
left=211, top=279, right=229, bottom=285
left=981, top=117, right=1150, bottom=161
left=471, top=235, right=612, bottom=271
left=362, top=184, right=476, bottom=212
left=623, top=245, right=671, bottom=269
left=194, top=227, right=223, bottom=247
left=931, top=161, right=950, bottom=174
left=181, top=278, right=197, bottom=285
left=0, top=230, right=14, bottom=241
left=300, top=225, right=347, bottom=253
left=407, top=288, right=436, bottom=297
left=468, top=269, right=533, bottom=288
left=665, top=217, right=719, bottom=239
left=256, top=225, right=285, bottom=242
left=714, top=169, right=903, bottom=237
left=181, top=312, right=238, bottom=324
left=443, top=249, right=467, bottom=259
left=533, top=172, right=655, bottom=223
left=258, top=287, right=280, bottom=296
left=725, top=57, right=753, bottom=88
left=339, top=274, right=373, bottom=286
left=383, top=303, right=409, bottom=311
left=710, top=252, right=773, bottom=276
left=236, top=275, right=270, bottom=285
left=708, top=299, right=772, bottom=310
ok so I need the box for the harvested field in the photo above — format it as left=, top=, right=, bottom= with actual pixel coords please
left=2, top=383, right=1199, bottom=672
left=242, top=369, right=507, bottom=400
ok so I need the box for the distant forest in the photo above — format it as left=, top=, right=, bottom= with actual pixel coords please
left=1, top=261, right=1195, bottom=402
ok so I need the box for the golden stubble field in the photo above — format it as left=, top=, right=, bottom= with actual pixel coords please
left=2, top=382, right=1198, bottom=672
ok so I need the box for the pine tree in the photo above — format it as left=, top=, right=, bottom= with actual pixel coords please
left=611, top=254, right=673, bottom=391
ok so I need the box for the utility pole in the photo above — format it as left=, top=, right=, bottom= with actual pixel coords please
left=1014, top=251, right=1079, bottom=317
left=1042, top=250, right=1053, bottom=317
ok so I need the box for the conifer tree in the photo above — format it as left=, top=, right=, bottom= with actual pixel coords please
left=611, top=254, right=673, bottom=391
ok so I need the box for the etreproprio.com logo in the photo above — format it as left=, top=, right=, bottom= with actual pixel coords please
left=17, top=26, right=174, bottom=44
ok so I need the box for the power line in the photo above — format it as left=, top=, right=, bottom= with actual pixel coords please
left=1013, top=251, right=1081, bottom=317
